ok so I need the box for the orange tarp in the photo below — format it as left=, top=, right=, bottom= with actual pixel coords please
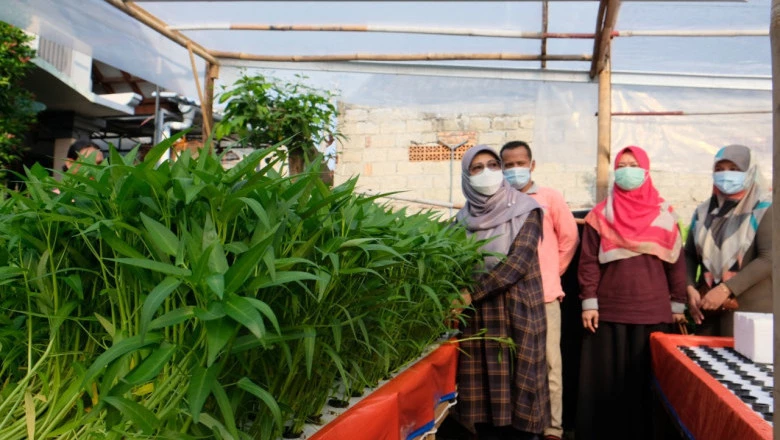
left=311, top=341, right=459, bottom=440
left=650, top=333, right=772, bottom=440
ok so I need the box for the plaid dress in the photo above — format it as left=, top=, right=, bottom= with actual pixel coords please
left=455, top=208, right=550, bottom=434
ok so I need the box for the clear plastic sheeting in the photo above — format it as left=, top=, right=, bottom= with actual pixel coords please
left=615, top=0, right=770, bottom=76
left=2, top=0, right=204, bottom=98
left=532, top=82, right=598, bottom=167
left=611, top=85, right=772, bottom=176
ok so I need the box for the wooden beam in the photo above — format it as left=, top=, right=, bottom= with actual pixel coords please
left=186, top=42, right=211, bottom=137
left=595, top=59, right=612, bottom=202
left=769, top=0, right=780, bottom=434
left=91, top=65, right=115, bottom=93
left=590, top=0, right=621, bottom=78
left=121, top=70, right=145, bottom=98
left=541, top=1, right=549, bottom=69
left=104, top=0, right=218, bottom=65
left=209, top=51, right=592, bottom=62
left=203, top=62, right=219, bottom=144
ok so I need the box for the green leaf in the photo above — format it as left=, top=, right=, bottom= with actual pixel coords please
left=303, top=326, right=316, bottom=379
left=149, top=306, right=196, bottom=330
left=140, top=277, right=181, bottom=338
left=223, top=239, right=270, bottom=294
left=243, top=297, right=281, bottom=335
left=102, top=396, right=160, bottom=434
left=94, top=313, right=116, bottom=339
left=224, top=294, right=266, bottom=340
left=188, top=364, right=218, bottom=424
left=83, top=333, right=163, bottom=385
left=238, top=197, right=271, bottom=229
left=237, top=378, right=283, bottom=432
left=98, top=226, right=146, bottom=259
left=197, top=413, right=235, bottom=440
left=250, top=271, right=319, bottom=290
left=205, top=273, right=225, bottom=299
left=111, top=258, right=191, bottom=277
left=140, top=212, right=179, bottom=257
left=205, top=320, right=234, bottom=367
left=211, top=380, right=239, bottom=439
left=123, top=342, right=177, bottom=385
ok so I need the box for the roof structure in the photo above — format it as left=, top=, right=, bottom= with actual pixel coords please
left=3, top=0, right=772, bottom=198
left=3, top=0, right=771, bottom=99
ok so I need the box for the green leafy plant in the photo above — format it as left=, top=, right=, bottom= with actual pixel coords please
left=0, top=22, right=37, bottom=182
left=0, top=136, right=484, bottom=439
left=215, top=74, right=342, bottom=176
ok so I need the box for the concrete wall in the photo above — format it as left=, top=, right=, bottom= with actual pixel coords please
left=335, top=103, right=714, bottom=223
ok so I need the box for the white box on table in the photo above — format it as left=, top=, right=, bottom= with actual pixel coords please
left=733, top=312, right=773, bottom=364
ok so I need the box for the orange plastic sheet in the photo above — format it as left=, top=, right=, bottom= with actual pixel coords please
left=650, top=333, right=772, bottom=440
left=310, top=342, right=459, bottom=440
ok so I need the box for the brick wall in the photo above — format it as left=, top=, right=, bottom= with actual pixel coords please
left=335, top=103, right=717, bottom=223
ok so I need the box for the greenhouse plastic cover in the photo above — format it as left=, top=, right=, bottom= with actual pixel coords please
left=1, top=0, right=772, bottom=172
left=1, top=0, right=771, bottom=97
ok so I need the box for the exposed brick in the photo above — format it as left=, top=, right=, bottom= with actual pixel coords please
left=363, top=163, right=373, bottom=176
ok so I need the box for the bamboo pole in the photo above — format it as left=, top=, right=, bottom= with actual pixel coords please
left=604, top=110, right=772, bottom=116
left=168, top=22, right=767, bottom=39
left=589, top=0, right=608, bottom=79
left=614, top=29, right=767, bottom=37
left=209, top=51, right=591, bottom=62
left=104, top=0, right=217, bottom=64
left=596, top=58, right=612, bottom=203
left=170, top=23, right=598, bottom=39
left=203, top=62, right=219, bottom=145
left=541, top=1, right=549, bottom=69
left=591, top=0, right=622, bottom=78
left=769, top=0, right=780, bottom=435
left=186, top=42, right=211, bottom=136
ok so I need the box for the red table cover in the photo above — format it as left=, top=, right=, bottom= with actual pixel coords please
left=650, top=333, right=772, bottom=440
left=310, top=341, right=458, bottom=440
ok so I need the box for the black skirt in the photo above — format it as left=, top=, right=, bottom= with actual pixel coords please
left=576, top=321, right=671, bottom=440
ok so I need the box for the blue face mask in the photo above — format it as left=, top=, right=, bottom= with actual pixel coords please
left=613, top=167, right=646, bottom=191
left=503, top=167, right=531, bottom=189
left=713, top=171, right=746, bottom=195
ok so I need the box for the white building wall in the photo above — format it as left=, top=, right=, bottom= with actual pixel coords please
left=336, top=103, right=724, bottom=224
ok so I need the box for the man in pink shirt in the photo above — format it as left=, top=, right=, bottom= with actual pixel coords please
left=500, top=141, right=579, bottom=440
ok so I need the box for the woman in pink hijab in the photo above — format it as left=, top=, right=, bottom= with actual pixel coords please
left=576, top=146, right=686, bottom=440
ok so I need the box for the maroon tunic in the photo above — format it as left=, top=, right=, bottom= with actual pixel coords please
left=578, top=223, right=687, bottom=324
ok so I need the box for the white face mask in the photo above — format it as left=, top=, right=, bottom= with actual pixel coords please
left=470, top=168, right=504, bottom=196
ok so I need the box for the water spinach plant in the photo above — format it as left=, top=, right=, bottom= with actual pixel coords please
left=0, top=136, right=484, bottom=439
